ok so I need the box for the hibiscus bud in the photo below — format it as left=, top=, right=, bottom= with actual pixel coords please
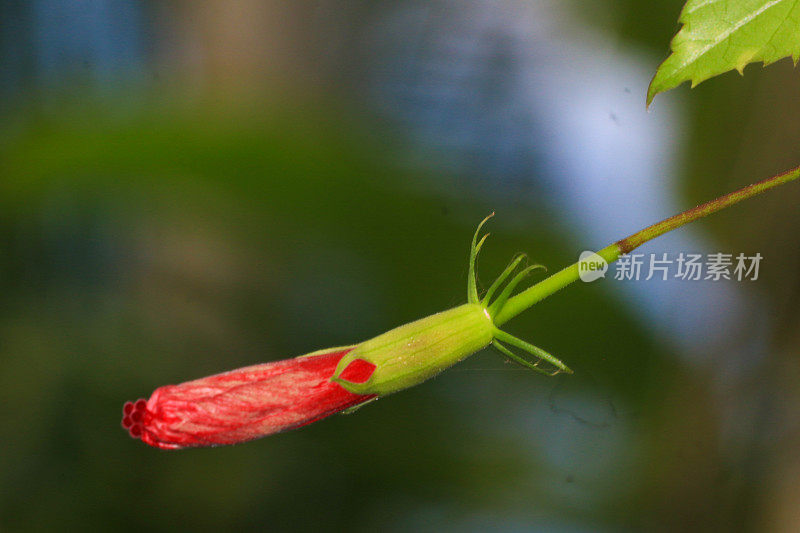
left=121, top=348, right=376, bottom=449
left=122, top=215, right=576, bottom=450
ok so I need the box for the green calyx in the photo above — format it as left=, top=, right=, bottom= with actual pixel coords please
left=331, top=303, right=494, bottom=396
left=467, top=214, right=572, bottom=377
left=332, top=215, right=571, bottom=397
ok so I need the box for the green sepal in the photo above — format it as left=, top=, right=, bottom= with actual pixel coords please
left=492, top=340, right=559, bottom=376
left=493, top=328, right=572, bottom=374
left=481, top=253, right=527, bottom=307
left=487, top=263, right=546, bottom=317
left=340, top=397, right=379, bottom=414
left=468, top=213, right=494, bottom=304
left=295, top=345, right=356, bottom=358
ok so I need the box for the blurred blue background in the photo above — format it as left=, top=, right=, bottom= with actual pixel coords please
left=1, top=1, right=799, bottom=531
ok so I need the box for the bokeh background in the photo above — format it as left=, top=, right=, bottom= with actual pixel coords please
left=1, top=1, right=799, bottom=531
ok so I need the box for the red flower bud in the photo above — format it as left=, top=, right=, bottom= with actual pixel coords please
left=121, top=216, right=578, bottom=451
left=121, top=348, right=376, bottom=449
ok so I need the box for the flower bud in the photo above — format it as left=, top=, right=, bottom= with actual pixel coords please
left=121, top=348, right=376, bottom=449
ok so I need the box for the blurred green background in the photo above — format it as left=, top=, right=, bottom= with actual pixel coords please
left=1, top=1, right=799, bottom=531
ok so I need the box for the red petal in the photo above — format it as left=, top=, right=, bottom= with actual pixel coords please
left=338, top=359, right=376, bottom=384
left=122, top=348, right=375, bottom=449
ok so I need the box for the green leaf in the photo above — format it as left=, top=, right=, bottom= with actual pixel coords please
left=648, top=0, right=800, bottom=105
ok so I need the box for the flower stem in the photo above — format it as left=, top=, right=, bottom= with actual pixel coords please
left=493, top=164, right=800, bottom=326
